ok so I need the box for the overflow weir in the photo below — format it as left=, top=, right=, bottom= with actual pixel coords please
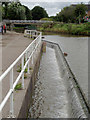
left=0, top=30, right=89, bottom=119
left=28, top=40, right=89, bottom=118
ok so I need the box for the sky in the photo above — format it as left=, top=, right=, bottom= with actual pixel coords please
left=19, top=0, right=89, bottom=16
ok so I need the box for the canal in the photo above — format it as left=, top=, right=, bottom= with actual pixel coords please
left=28, top=46, right=70, bottom=118
left=28, top=32, right=88, bottom=118
left=43, top=32, right=88, bottom=101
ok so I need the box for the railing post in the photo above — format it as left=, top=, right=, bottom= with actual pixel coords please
left=27, top=51, right=30, bottom=74
left=32, top=56, right=33, bottom=65
left=10, top=68, right=14, bottom=118
left=32, top=31, right=33, bottom=39
left=40, top=32, right=42, bottom=41
left=32, top=46, right=33, bottom=65
left=22, top=55, right=24, bottom=89
left=30, top=31, right=31, bottom=38
left=25, top=52, right=27, bottom=62
left=36, top=31, right=38, bottom=37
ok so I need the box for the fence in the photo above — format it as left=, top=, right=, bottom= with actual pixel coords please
left=0, top=30, right=42, bottom=118
left=24, top=30, right=40, bottom=39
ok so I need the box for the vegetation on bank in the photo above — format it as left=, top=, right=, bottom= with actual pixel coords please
left=38, top=22, right=90, bottom=36
left=53, top=3, right=88, bottom=24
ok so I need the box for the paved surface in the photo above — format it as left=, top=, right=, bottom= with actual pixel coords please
left=1, top=31, right=33, bottom=118
left=2, top=31, right=32, bottom=72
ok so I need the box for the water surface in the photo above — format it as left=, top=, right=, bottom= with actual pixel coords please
left=28, top=47, right=70, bottom=118
left=43, top=33, right=88, bottom=100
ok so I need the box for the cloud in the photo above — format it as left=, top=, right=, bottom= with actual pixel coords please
left=20, top=0, right=89, bottom=2
left=21, top=1, right=89, bottom=16
left=21, top=2, right=72, bottom=16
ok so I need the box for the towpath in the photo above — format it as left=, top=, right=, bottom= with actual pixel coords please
left=2, top=31, right=32, bottom=72
left=1, top=31, right=32, bottom=117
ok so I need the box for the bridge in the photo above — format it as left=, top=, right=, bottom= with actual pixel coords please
left=3, top=20, right=53, bottom=31
left=3, top=20, right=53, bottom=24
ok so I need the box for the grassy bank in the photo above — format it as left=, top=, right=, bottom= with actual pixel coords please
left=38, top=22, right=90, bottom=36
left=13, top=27, right=25, bottom=33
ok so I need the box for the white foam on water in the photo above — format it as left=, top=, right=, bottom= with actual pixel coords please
left=29, top=46, right=70, bottom=118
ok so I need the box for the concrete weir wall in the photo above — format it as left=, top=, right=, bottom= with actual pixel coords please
left=17, top=43, right=43, bottom=118
left=44, top=40, right=89, bottom=118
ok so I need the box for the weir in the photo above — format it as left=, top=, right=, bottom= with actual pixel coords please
left=42, top=40, right=89, bottom=118
left=28, top=39, right=89, bottom=118
left=0, top=30, right=89, bottom=119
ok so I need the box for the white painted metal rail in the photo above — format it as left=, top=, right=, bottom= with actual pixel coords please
left=0, top=30, right=42, bottom=118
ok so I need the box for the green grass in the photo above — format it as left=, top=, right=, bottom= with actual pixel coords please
left=17, top=62, right=28, bottom=73
left=17, top=67, right=27, bottom=73
left=17, top=66, right=32, bottom=73
left=13, top=27, right=25, bottom=29
left=15, top=83, right=22, bottom=90
left=38, top=22, right=90, bottom=36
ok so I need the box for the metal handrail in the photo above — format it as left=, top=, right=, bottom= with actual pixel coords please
left=0, top=30, right=42, bottom=118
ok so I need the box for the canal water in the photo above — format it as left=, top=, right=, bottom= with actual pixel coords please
left=28, top=33, right=88, bottom=118
left=28, top=47, right=70, bottom=118
left=43, top=33, right=88, bottom=101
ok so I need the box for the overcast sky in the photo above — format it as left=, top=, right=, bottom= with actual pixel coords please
left=19, top=0, right=89, bottom=16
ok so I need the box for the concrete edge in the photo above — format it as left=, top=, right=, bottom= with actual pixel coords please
left=17, top=43, right=43, bottom=118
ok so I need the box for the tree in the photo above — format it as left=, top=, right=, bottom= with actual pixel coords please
left=6, top=2, right=26, bottom=20
left=56, top=6, right=76, bottom=23
left=74, top=3, right=87, bottom=24
left=0, top=4, right=2, bottom=22
left=31, top=6, right=48, bottom=20
left=49, top=16, right=56, bottom=21
left=2, top=2, right=9, bottom=19
left=23, top=5, right=32, bottom=20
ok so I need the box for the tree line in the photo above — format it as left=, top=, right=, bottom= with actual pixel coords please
left=52, top=3, right=87, bottom=23
left=1, top=1, right=87, bottom=23
left=2, top=1, right=48, bottom=20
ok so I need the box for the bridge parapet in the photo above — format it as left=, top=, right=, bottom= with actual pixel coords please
left=3, top=20, right=53, bottom=24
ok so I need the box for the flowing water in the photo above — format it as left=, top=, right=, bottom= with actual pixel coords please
left=28, top=33, right=88, bottom=118
left=28, top=47, right=70, bottom=118
left=43, top=33, right=88, bottom=101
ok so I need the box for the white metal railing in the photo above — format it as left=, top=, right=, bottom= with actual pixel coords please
left=0, top=30, right=42, bottom=118
left=24, top=30, right=40, bottom=39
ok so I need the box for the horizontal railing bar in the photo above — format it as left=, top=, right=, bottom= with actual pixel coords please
left=0, top=32, right=40, bottom=82
left=0, top=89, right=13, bottom=112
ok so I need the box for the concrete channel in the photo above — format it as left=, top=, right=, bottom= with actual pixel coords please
left=28, top=40, right=89, bottom=118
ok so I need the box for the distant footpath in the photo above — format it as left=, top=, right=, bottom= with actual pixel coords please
left=38, top=22, right=90, bottom=36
